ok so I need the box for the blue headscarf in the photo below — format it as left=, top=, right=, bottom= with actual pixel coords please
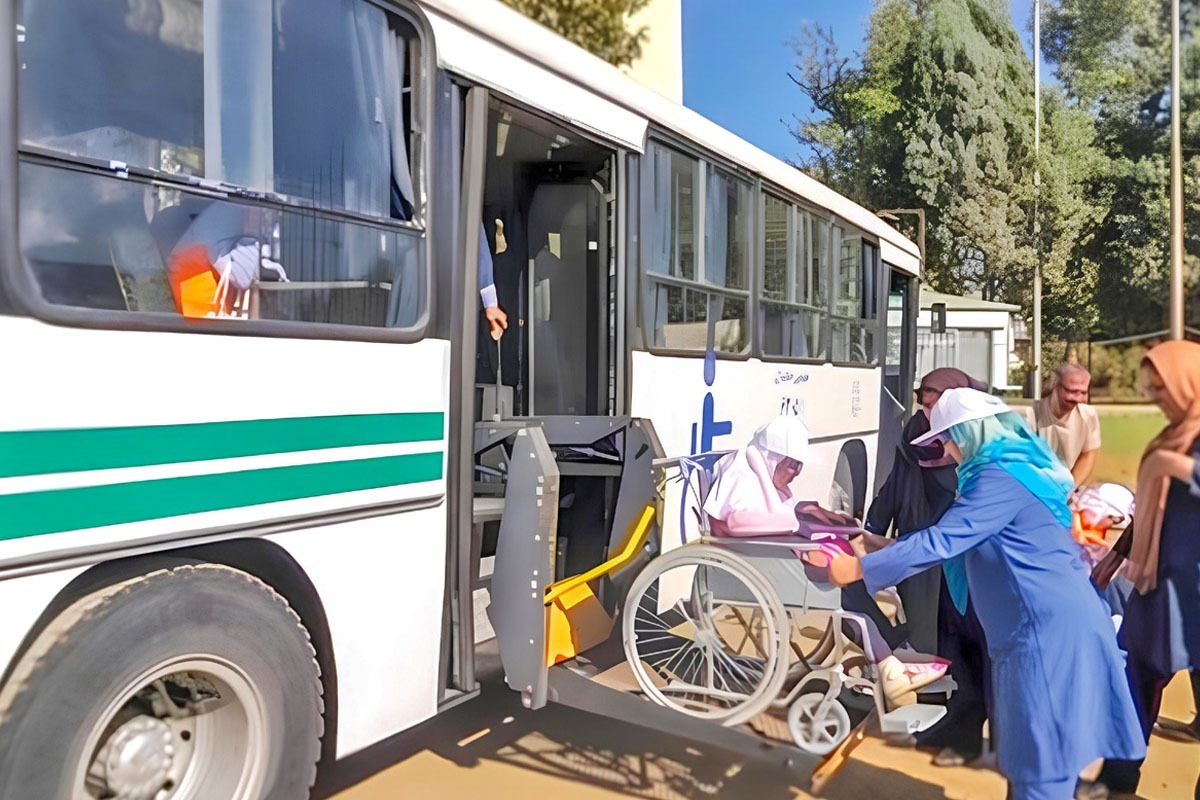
left=942, top=410, right=1074, bottom=612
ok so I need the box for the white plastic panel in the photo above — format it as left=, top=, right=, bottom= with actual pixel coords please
left=0, top=316, right=451, bottom=567
left=267, top=506, right=448, bottom=758
left=881, top=240, right=922, bottom=278
left=426, top=8, right=647, bottom=152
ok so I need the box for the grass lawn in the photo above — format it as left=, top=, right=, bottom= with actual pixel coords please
left=1092, top=404, right=1166, bottom=487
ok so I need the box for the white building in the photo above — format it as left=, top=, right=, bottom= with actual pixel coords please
left=915, top=288, right=1020, bottom=390
left=622, top=0, right=683, bottom=102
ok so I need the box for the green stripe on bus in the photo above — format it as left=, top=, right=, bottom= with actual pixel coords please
left=0, top=451, right=443, bottom=541
left=0, top=413, right=445, bottom=479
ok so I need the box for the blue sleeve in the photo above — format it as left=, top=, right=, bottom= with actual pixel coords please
left=860, top=469, right=1018, bottom=594
left=478, top=224, right=496, bottom=306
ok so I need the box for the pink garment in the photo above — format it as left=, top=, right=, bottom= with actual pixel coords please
left=703, top=417, right=808, bottom=536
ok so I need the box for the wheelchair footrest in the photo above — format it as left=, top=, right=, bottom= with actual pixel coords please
left=880, top=704, right=948, bottom=735
left=915, top=675, right=957, bottom=697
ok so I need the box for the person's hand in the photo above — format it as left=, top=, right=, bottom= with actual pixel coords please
left=830, top=510, right=859, bottom=526
left=485, top=305, right=508, bottom=341
left=827, top=550, right=863, bottom=587
left=797, top=504, right=858, bottom=526
left=859, top=531, right=895, bottom=553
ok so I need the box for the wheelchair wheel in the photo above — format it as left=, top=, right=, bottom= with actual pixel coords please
left=788, top=691, right=852, bottom=755
left=622, top=544, right=788, bottom=726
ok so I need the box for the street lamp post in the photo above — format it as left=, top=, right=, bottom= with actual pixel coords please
left=1033, top=0, right=1043, bottom=396
left=875, top=208, right=926, bottom=269
left=1170, top=0, right=1185, bottom=340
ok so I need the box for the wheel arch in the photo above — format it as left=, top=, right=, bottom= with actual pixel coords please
left=0, top=539, right=340, bottom=765
left=835, top=439, right=869, bottom=519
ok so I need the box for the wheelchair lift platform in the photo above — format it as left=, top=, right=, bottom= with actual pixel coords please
left=474, top=414, right=953, bottom=788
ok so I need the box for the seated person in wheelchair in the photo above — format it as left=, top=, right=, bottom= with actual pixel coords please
left=702, top=416, right=949, bottom=707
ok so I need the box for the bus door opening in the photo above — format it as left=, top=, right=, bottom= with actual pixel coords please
left=875, top=268, right=917, bottom=492
left=469, top=101, right=664, bottom=701
left=475, top=100, right=616, bottom=421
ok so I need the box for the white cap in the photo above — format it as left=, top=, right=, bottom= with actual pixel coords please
left=911, top=387, right=1009, bottom=446
left=753, top=416, right=809, bottom=462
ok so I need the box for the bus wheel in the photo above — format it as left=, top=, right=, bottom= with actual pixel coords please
left=0, top=564, right=323, bottom=800
left=829, top=441, right=868, bottom=519
left=829, top=451, right=855, bottom=516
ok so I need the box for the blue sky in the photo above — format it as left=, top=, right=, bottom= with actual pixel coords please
left=681, top=0, right=1039, bottom=163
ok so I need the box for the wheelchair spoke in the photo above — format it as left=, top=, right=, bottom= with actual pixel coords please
left=623, top=545, right=786, bottom=725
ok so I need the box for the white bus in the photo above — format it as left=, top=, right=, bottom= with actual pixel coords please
left=0, top=0, right=922, bottom=796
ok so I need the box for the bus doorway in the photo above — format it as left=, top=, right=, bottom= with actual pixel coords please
left=465, top=100, right=665, bottom=711
left=875, top=268, right=918, bottom=492
left=476, top=100, right=617, bottom=419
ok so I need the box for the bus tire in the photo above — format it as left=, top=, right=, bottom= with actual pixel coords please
left=829, top=441, right=867, bottom=518
left=0, top=563, right=323, bottom=800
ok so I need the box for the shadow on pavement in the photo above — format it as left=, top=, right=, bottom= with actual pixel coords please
left=313, top=648, right=966, bottom=800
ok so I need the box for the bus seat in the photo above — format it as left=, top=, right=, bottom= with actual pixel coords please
left=108, top=230, right=176, bottom=313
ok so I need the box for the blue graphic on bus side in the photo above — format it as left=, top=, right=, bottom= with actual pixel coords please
left=690, top=350, right=731, bottom=454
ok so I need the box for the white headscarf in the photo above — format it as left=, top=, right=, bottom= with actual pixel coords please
left=703, top=416, right=810, bottom=530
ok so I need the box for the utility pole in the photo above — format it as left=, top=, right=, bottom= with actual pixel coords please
left=1032, top=0, right=1043, bottom=395
left=876, top=208, right=926, bottom=268
left=1170, top=0, right=1185, bottom=340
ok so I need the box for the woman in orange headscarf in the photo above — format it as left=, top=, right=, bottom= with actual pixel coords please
left=1095, top=340, right=1200, bottom=797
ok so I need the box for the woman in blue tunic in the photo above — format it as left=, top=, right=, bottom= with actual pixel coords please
left=826, top=388, right=1145, bottom=800
left=1095, top=340, right=1200, bottom=798
left=863, top=367, right=994, bottom=767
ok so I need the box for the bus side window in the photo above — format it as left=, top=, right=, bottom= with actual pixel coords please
left=17, top=0, right=206, bottom=176
left=15, top=0, right=427, bottom=332
left=639, top=141, right=751, bottom=355
left=829, top=225, right=880, bottom=365
left=759, top=193, right=825, bottom=360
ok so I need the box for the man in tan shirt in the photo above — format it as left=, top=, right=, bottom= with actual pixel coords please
left=1025, top=363, right=1101, bottom=485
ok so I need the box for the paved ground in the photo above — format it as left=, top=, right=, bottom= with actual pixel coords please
left=318, top=657, right=1198, bottom=800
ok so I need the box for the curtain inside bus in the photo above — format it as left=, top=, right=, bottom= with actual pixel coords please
left=704, top=164, right=726, bottom=353
left=640, top=142, right=673, bottom=349
left=16, top=0, right=415, bottom=219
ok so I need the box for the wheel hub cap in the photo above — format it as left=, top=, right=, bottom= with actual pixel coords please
left=98, top=715, right=175, bottom=799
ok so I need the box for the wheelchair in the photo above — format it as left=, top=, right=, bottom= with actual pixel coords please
left=622, top=452, right=953, bottom=756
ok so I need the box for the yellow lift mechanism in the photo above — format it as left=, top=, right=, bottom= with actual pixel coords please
left=543, top=503, right=658, bottom=667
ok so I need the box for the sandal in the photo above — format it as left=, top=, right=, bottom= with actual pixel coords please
left=932, top=747, right=971, bottom=767
left=879, top=655, right=948, bottom=709
left=1154, top=717, right=1200, bottom=743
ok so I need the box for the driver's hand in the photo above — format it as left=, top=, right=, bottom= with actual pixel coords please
left=485, top=305, right=508, bottom=341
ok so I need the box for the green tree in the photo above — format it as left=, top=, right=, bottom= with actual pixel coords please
left=1041, top=0, right=1200, bottom=338
left=902, top=0, right=1038, bottom=302
left=789, top=0, right=1108, bottom=345
left=1036, top=92, right=1106, bottom=338
left=499, top=0, right=651, bottom=66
